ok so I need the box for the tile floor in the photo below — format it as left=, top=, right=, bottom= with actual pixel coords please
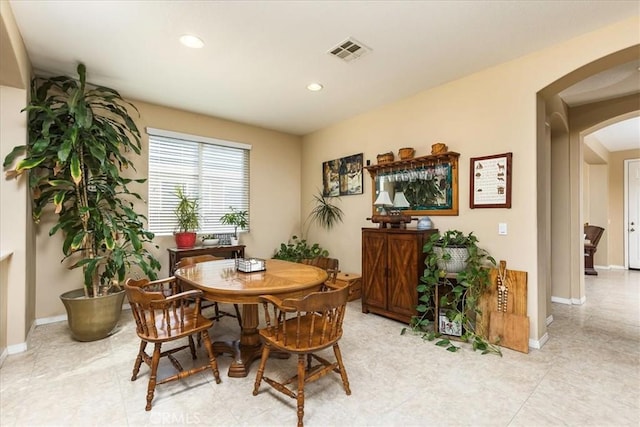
left=1, top=269, right=638, bottom=426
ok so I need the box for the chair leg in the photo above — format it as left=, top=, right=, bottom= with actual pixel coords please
left=200, top=329, right=221, bottom=384
left=253, top=344, right=271, bottom=395
left=132, top=340, right=147, bottom=381
left=145, top=343, right=162, bottom=411
left=296, top=354, right=306, bottom=427
left=188, top=335, right=197, bottom=359
left=333, top=344, right=351, bottom=395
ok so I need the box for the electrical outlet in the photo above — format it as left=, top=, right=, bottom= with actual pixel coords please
left=498, top=223, right=507, bottom=235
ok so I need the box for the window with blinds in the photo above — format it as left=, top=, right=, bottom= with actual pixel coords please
left=147, top=128, right=250, bottom=236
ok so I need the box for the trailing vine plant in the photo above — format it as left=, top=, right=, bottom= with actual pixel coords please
left=401, top=230, right=502, bottom=356
left=272, top=235, right=329, bottom=263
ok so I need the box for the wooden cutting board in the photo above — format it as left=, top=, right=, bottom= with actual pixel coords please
left=488, top=311, right=530, bottom=354
left=477, top=260, right=530, bottom=353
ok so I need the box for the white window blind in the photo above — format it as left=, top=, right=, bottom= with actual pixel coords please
left=147, top=128, right=250, bottom=236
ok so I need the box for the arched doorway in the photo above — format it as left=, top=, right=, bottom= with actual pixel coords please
left=537, top=45, right=640, bottom=327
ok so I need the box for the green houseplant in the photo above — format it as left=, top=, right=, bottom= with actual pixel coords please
left=220, top=206, right=248, bottom=244
left=403, top=230, right=500, bottom=355
left=3, top=63, right=161, bottom=341
left=272, top=235, right=329, bottom=263
left=306, top=191, right=344, bottom=231
left=173, top=187, right=199, bottom=248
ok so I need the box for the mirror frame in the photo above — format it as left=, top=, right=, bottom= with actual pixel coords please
left=365, top=152, right=459, bottom=216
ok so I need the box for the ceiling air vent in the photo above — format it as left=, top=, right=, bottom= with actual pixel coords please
left=328, top=37, right=371, bottom=62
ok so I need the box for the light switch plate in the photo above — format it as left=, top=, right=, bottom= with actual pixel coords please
left=498, top=223, right=508, bottom=235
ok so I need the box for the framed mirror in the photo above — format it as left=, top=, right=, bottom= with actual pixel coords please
left=365, top=152, right=459, bottom=216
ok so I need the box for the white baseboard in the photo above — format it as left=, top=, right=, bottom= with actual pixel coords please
left=7, top=342, right=27, bottom=355
left=594, top=264, right=626, bottom=270
left=551, top=296, right=572, bottom=305
left=35, top=303, right=131, bottom=327
left=546, top=314, right=554, bottom=325
left=0, top=348, right=7, bottom=367
left=529, top=332, right=549, bottom=349
left=551, top=295, right=585, bottom=305
left=5, top=305, right=134, bottom=357
left=35, top=314, right=67, bottom=326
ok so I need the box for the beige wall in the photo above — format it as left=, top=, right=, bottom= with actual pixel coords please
left=587, top=164, right=609, bottom=265
left=0, top=86, right=30, bottom=353
left=610, top=149, right=640, bottom=266
left=301, top=17, right=640, bottom=344
left=1, top=0, right=33, bottom=353
left=33, top=100, right=303, bottom=319
left=1, top=0, right=638, bottom=350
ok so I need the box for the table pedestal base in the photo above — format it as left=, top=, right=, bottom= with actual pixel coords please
left=212, top=304, right=289, bottom=377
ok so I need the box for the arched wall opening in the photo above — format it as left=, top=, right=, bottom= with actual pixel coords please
left=537, top=45, right=639, bottom=327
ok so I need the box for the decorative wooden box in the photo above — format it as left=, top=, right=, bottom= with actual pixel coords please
left=335, top=272, right=362, bottom=301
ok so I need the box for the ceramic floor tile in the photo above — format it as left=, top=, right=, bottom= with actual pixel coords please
left=1, top=269, right=639, bottom=426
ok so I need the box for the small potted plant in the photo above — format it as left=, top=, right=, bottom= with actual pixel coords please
left=200, top=234, right=219, bottom=246
left=174, top=187, right=199, bottom=248
left=220, top=206, right=248, bottom=245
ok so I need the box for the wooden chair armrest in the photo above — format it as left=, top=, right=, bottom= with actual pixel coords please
left=323, top=282, right=348, bottom=292
left=258, top=294, right=296, bottom=311
left=149, top=290, right=204, bottom=314
left=163, top=289, right=203, bottom=303
left=140, top=276, right=177, bottom=288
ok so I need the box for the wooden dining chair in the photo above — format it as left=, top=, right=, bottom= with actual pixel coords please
left=124, top=277, right=221, bottom=411
left=584, top=224, right=605, bottom=275
left=300, top=256, right=339, bottom=284
left=252, top=282, right=351, bottom=427
left=175, top=255, right=242, bottom=327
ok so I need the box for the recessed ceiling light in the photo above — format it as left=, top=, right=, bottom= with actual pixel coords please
left=180, top=34, right=205, bottom=49
left=307, top=82, right=323, bottom=92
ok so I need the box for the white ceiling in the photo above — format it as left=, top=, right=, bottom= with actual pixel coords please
left=7, top=0, right=640, bottom=150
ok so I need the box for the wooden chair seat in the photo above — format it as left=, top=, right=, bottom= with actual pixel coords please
left=125, top=277, right=221, bottom=411
left=259, top=312, right=342, bottom=352
left=139, top=306, right=207, bottom=342
left=253, top=282, right=351, bottom=427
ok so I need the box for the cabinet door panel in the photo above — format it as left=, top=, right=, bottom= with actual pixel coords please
left=362, top=231, right=387, bottom=310
left=387, top=233, right=420, bottom=317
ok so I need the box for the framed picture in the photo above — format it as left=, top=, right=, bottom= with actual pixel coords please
left=323, top=153, right=363, bottom=196
left=470, top=152, right=512, bottom=209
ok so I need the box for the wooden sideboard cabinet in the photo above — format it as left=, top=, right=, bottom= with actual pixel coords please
left=168, top=245, right=245, bottom=275
left=361, top=228, right=437, bottom=323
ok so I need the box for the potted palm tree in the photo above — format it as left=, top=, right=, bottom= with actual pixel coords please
left=3, top=63, right=161, bottom=341
left=306, top=190, right=344, bottom=232
left=220, top=206, right=248, bottom=245
left=173, top=187, right=199, bottom=248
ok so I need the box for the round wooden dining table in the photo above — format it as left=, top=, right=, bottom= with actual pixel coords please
left=174, top=258, right=327, bottom=377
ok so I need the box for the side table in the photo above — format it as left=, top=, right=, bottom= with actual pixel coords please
left=335, top=272, right=362, bottom=302
left=168, top=245, right=245, bottom=275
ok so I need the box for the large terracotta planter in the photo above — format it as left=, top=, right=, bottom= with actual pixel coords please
left=60, top=288, right=125, bottom=342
